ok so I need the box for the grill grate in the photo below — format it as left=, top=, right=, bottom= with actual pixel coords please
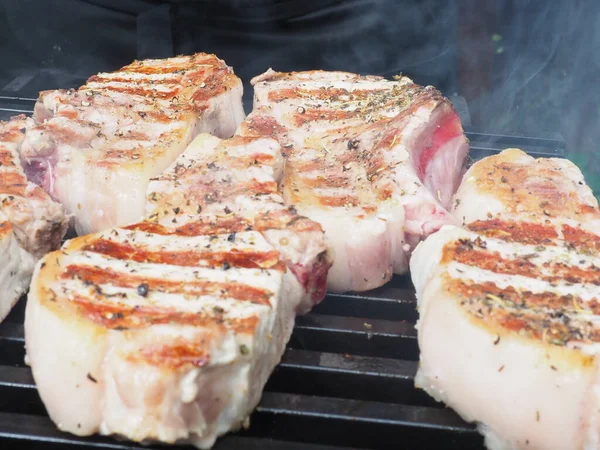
left=0, top=97, right=566, bottom=449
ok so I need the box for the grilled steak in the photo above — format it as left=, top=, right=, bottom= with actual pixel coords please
left=411, top=149, right=600, bottom=450
left=248, top=69, right=468, bottom=292
left=25, top=132, right=330, bottom=448
left=0, top=115, right=68, bottom=321
left=19, top=53, right=245, bottom=235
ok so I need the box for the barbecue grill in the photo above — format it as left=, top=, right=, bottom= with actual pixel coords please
left=0, top=96, right=565, bottom=450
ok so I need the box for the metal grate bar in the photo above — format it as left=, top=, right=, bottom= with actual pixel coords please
left=0, top=411, right=356, bottom=450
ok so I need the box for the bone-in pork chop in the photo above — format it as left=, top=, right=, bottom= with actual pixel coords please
left=0, top=115, right=68, bottom=321
left=25, top=132, right=330, bottom=448
left=19, top=53, right=245, bottom=235
left=248, top=69, right=468, bottom=292
left=411, top=149, right=600, bottom=450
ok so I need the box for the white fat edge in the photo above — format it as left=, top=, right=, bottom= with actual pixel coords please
left=447, top=262, right=600, bottom=302
left=60, top=278, right=274, bottom=318
left=98, top=228, right=273, bottom=253
left=65, top=249, right=283, bottom=293
left=481, top=235, right=600, bottom=268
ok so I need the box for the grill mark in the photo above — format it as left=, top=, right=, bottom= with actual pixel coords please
left=563, top=225, right=600, bottom=254
left=443, top=241, right=600, bottom=286
left=87, top=75, right=181, bottom=86
left=126, top=219, right=253, bottom=237
left=137, top=110, right=172, bottom=124
left=292, top=160, right=324, bottom=172
left=190, top=68, right=234, bottom=103
left=255, top=209, right=324, bottom=233
left=467, top=219, right=558, bottom=246
left=224, top=153, right=275, bottom=169
left=446, top=278, right=600, bottom=346
left=0, top=171, right=28, bottom=196
left=302, top=175, right=350, bottom=189
left=87, top=85, right=179, bottom=100
left=83, top=238, right=286, bottom=271
left=57, top=109, right=79, bottom=120
left=63, top=265, right=273, bottom=306
left=469, top=154, right=600, bottom=220
left=267, top=87, right=383, bottom=103
left=119, top=55, right=221, bottom=76
left=38, top=121, right=93, bottom=147
left=318, top=195, right=357, bottom=207
left=293, top=109, right=354, bottom=127
left=242, top=115, right=288, bottom=138
left=0, top=129, right=26, bottom=143
left=126, top=342, right=210, bottom=369
left=449, top=279, right=600, bottom=315
left=71, top=295, right=259, bottom=334
left=0, top=151, right=16, bottom=166
left=0, top=220, right=12, bottom=237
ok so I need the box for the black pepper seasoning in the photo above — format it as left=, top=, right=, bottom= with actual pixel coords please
left=137, top=283, right=149, bottom=297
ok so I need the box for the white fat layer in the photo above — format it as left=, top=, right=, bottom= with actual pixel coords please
left=64, top=250, right=282, bottom=293
left=97, top=228, right=273, bottom=253
left=447, top=262, right=600, bottom=302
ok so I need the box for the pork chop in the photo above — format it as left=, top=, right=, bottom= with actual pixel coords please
left=411, top=148, right=600, bottom=450
left=19, top=53, right=245, bottom=235
left=25, top=132, right=330, bottom=448
left=248, top=69, right=468, bottom=292
left=0, top=115, right=68, bottom=321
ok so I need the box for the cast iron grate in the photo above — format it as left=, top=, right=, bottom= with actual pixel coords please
left=0, top=97, right=566, bottom=449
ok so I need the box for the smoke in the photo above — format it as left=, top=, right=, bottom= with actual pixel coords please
left=1, top=0, right=598, bottom=196
left=458, top=0, right=600, bottom=195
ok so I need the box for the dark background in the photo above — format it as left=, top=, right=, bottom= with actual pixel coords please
left=1, top=0, right=598, bottom=194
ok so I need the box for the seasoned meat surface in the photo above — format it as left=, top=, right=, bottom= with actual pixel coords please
left=411, top=148, right=600, bottom=450
left=248, top=69, right=468, bottom=292
left=25, top=132, right=330, bottom=449
left=0, top=115, right=67, bottom=322
left=19, top=53, right=245, bottom=235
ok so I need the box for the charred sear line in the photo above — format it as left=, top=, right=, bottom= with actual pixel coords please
left=126, top=342, right=210, bottom=369
left=71, top=295, right=260, bottom=333
left=447, top=278, right=600, bottom=345
left=82, top=238, right=286, bottom=271
left=442, top=241, right=600, bottom=286
left=63, top=265, right=273, bottom=306
left=467, top=219, right=558, bottom=246
left=125, top=218, right=253, bottom=236
left=563, top=225, right=600, bottom=256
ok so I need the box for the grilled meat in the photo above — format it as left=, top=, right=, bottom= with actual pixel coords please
left=25, top=132, right=330, bottom=448
left=0, top=115, right=68, bottom=321
left=411, top=148, right=600, bottom=450
left=248, top=69, right=468, bottom=292
left=19, top=53, right=245, bottom=235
